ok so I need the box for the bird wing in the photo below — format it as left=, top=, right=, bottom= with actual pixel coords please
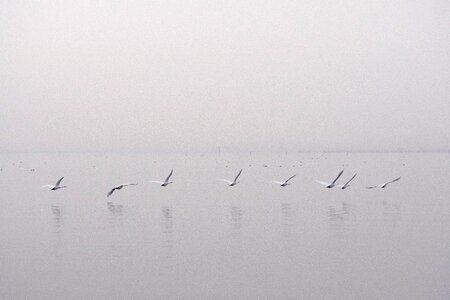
left=164, top=170, right=173, bottom=184
left=284, top=174, right=296, bottom=184
left=123, top=183, right=138, bottom=187
left=316, top=180, right=331, bottom=186
left=55, top=177, right=64, bottom=187
left=233, top=169, right=243, bottom=183
left=344, top=173, right=357, bottom=187
left=40, top=185, right=54, bottom=189
left=270, top=181, right=284, bottom=185
left=150, top=181, right=164, bottom=184
left=384, top=177, right=401, bottom=186
left=107, top=187, right=116, bottom=197
left=330, top=169, right=344, bottom=185
left=219, top=179, right=233, bottom=184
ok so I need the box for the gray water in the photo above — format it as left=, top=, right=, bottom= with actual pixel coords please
left=0, top=152, right=449, bottom=299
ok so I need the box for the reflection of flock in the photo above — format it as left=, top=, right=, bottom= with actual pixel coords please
left=39, top=168, right=401, bottom=197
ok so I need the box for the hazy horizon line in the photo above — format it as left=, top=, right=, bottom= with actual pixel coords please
left=0, top=147, right=448, bottom=154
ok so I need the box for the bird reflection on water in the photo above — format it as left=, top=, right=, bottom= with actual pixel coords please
left=328, top=201, right=354, bottom=238
left=281, top=202, right=295, bottom=243
left=107, top=201, right=124, bottom=217
left=160, top=206, right=174, bottom=252
left=106, top=201, right=124, bottom=258
left=230, top=206, right=243, bottom=253
left=51, top=205, right=64, bottom=258
left=159, top=206, right=174, bottom=276
left=382, top=200, right=401, bottom=227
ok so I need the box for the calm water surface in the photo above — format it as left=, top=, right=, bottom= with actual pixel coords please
left=0, top=152, right=449, bottom=299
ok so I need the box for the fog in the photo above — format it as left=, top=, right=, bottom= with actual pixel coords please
left=1, top=0, right=448, bottom=152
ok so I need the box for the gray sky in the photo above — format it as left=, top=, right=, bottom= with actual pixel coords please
left=1, top=0, right=449, bottom=152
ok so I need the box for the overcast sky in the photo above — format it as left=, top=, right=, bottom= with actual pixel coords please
left=1, top=0, right=448, bottom=152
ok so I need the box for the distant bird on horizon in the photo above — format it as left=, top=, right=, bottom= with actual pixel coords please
left=151, top=170, right=174, bottom=187
left=271, top=174, right=296, bottom=187
left=40, top=177, right=67, bottom=190
left=316, top=169, right=344, bottom=188
left=366, top=177, right=401, bottom=189
left=220, top=169, right=243, bottom=186
left=337, top=173, right=357, bottom=189
left=107, top=183, right=138, bottom=197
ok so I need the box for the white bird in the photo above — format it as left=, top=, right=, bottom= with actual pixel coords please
left=366, top=177, right=401, bottom=189
left=271, top=174, right=296, bottom=187
left=40, top=177, right=67, bottom=190
left=336, top=173, right=357, bottom=189
left=107, top=183, right=138, bottom=197
left=151, top=170, right=174, bottom=187
left=220, top=169, right=243, bottom=186
left=316, top=169, right=344, bottom=188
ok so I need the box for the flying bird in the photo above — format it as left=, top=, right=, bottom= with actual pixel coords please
left=366, top=177, right=401, bottom=189
left=271, top=174, right=296, bottom=187
left=336, top=173, right=357, bottom=189
left=40, top=177, right=67, bottom=190
left=151, top=170, right=174, bottom=187
left=316, top=169, right=344, bottom=188
left=220, top=169, right=243, bottom=186
left=107, top=183, right=138, bottom=197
